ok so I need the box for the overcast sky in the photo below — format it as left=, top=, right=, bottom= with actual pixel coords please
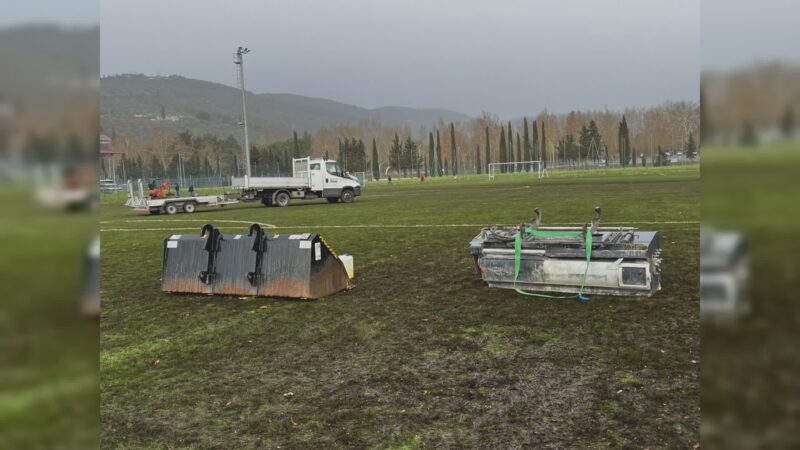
left=702, top=0, right=800, bottom=71
left=100, top=0, right=701, bottom=118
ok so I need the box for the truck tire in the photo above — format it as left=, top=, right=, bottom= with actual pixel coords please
left=340, top=189, right=354, bottom=203
left=326, top=197, right=339, bottom=203
left=275, top=191, right=291, bottom=207
left=184, top=202, right=196, bottom=213
left=165, top=204, right=178, bottom=215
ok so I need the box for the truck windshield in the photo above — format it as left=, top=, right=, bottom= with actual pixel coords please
left=326, top=162, right=340, bottom=176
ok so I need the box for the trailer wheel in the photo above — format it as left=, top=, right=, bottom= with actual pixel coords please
left=326, top=197, right=339, bottom=203
left=165, top=204, right=178, bottom=215
left=184, top=202, right=196, bottom=213
left=340, top=189, right=354, bottom=203
left=275, top=191, right=291, bottom=207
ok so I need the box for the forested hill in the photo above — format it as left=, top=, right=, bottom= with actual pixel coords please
left=100, top=74, right=471, bottom=142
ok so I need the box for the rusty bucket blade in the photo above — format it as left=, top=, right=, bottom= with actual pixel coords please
left=161, top=224, right=351, bottom=299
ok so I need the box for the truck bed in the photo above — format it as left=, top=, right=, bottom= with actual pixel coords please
left=231, top=175, right=310, bottom=189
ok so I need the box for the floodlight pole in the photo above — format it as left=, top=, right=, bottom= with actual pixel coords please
left=235, top=47, right=252, bottom=178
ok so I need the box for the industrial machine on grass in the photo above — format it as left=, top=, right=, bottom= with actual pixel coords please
left=470, top=207, right=662, bottom=298
left=161, top=224, right=353, bottom=299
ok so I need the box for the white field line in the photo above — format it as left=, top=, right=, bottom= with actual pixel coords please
left=101, top=220, right=699, bottom=232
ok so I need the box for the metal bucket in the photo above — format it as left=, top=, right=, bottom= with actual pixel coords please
left=161, top=224, right=352, bottom=299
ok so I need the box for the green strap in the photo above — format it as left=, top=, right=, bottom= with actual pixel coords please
left=513, top=228, right=592, bottom=300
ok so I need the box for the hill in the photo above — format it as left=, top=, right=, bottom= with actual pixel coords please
left=100, top=74, right=471, bottom=142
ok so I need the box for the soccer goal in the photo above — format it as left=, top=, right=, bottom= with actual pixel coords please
left=488, top=161, right=546, bottom=180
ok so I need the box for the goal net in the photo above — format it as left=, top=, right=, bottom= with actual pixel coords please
left=488, top=161, right=545, bottom=180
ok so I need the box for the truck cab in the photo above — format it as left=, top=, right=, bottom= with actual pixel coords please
left=232, top=157, right=362, bottom=207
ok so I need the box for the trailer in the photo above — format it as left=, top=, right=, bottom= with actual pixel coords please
left=232, top=157, right=362, bottom=207
left=125, top=179, right=239, bottom=215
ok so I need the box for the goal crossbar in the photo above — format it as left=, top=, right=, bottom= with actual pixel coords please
left=488, top=160, right=545, bottom=180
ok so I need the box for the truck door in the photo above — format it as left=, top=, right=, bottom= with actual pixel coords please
left=309, top=162, right=325, bottom=192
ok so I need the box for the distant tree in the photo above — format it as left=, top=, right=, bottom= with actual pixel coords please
left=507, top=121, right=514, bottom=163
left=641, top=154, right=646, bottom=167
left=292, top=131, right=300, bottom=158
left=740, top=121, right=757, bottom=146
left=618, top=116, right=631, bottom=167
left=684, top=133, right=697, bottom=159
left=475, top=144, right=482, bottom=175
left=540, top=121, right=547, bottom=169
left=523, top=117, right=531, bottom=163
left=781, top=105, right=795, bottom=138
left=403, top=136, right=421, bottom=177
left=449, top=123, right=458, bottom=175
left=587, top=120, right=604, bottom=165
left=428, top=132, right=435, bottom=176
left=484, top=126, right=491, bottom=173
left=372, top=138, right=380, bottom=180
left=150, top=153, right=165, bottom=177
left=516, top=133, right=522, bottom=164
left=531, top=120, right=539, bottom=161
left=498, top=127, right=507, bottom=173
left=160, top=104, right=166, bottom=120
left=390, top=133, right=402, bottom=175
left=654, top=146, right=670, bottom=166
left=435, top=129, right=444, bottom=176
left=700, top=85, right=712, bottom=144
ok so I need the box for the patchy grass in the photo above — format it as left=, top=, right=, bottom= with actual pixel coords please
left=701, top=143, right=800, bottom=448
left=101, top=166, right=699, bottom=448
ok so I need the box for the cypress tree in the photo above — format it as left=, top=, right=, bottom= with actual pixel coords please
left=435, top=130, right=444, bottom=176
left=293, top=131, right=300, bottom=158
left=428, top=132, right=435, bottom=176
left=618, top=116, right=630, bottom=167
left=475, top=144, right=482, bottom=175
left=449, top=123, right=458, bottom=176
left=371, top=138, right=380, bottom=180
left=484, top=126, right=491, bottom=174
left=523, top=117, right=531, bottom=163
left=516, top=133, right=522, bottom=164
left=685, top=133, right=697, bottom=160
left=507, top=121, right=514, bottom=163
left=498, top=127, right=507, bottom=173
left=531, top=120, right=539, bottom=161
left=541, top=121, right=547, bottom=168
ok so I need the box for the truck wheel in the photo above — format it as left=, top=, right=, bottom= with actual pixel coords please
left=184, top=202, right=196, bottom=213
left=340, top=189, right=354, bottom=203
left=326, top=197, right=339, bottom=203
left=165, top=204, right=178, bottom=215
left=275, top=191, right=291, bottom=207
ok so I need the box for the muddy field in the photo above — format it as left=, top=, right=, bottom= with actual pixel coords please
left=100, top=166, right=699, bottom=448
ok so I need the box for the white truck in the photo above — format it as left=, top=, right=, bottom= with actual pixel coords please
left=232, top=157, right=362, bottom=207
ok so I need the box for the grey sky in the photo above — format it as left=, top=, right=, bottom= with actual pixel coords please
left=702, top=0, right=800, bottom=71
left=101, top=0, right=698, bottom=118
left=1, top=0, right=97, bottom=26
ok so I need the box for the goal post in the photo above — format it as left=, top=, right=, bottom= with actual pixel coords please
left=488, top=160, right=546, bottom=180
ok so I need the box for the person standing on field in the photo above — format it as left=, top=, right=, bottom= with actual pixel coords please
left=175, top=183, right=180, bottom=197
